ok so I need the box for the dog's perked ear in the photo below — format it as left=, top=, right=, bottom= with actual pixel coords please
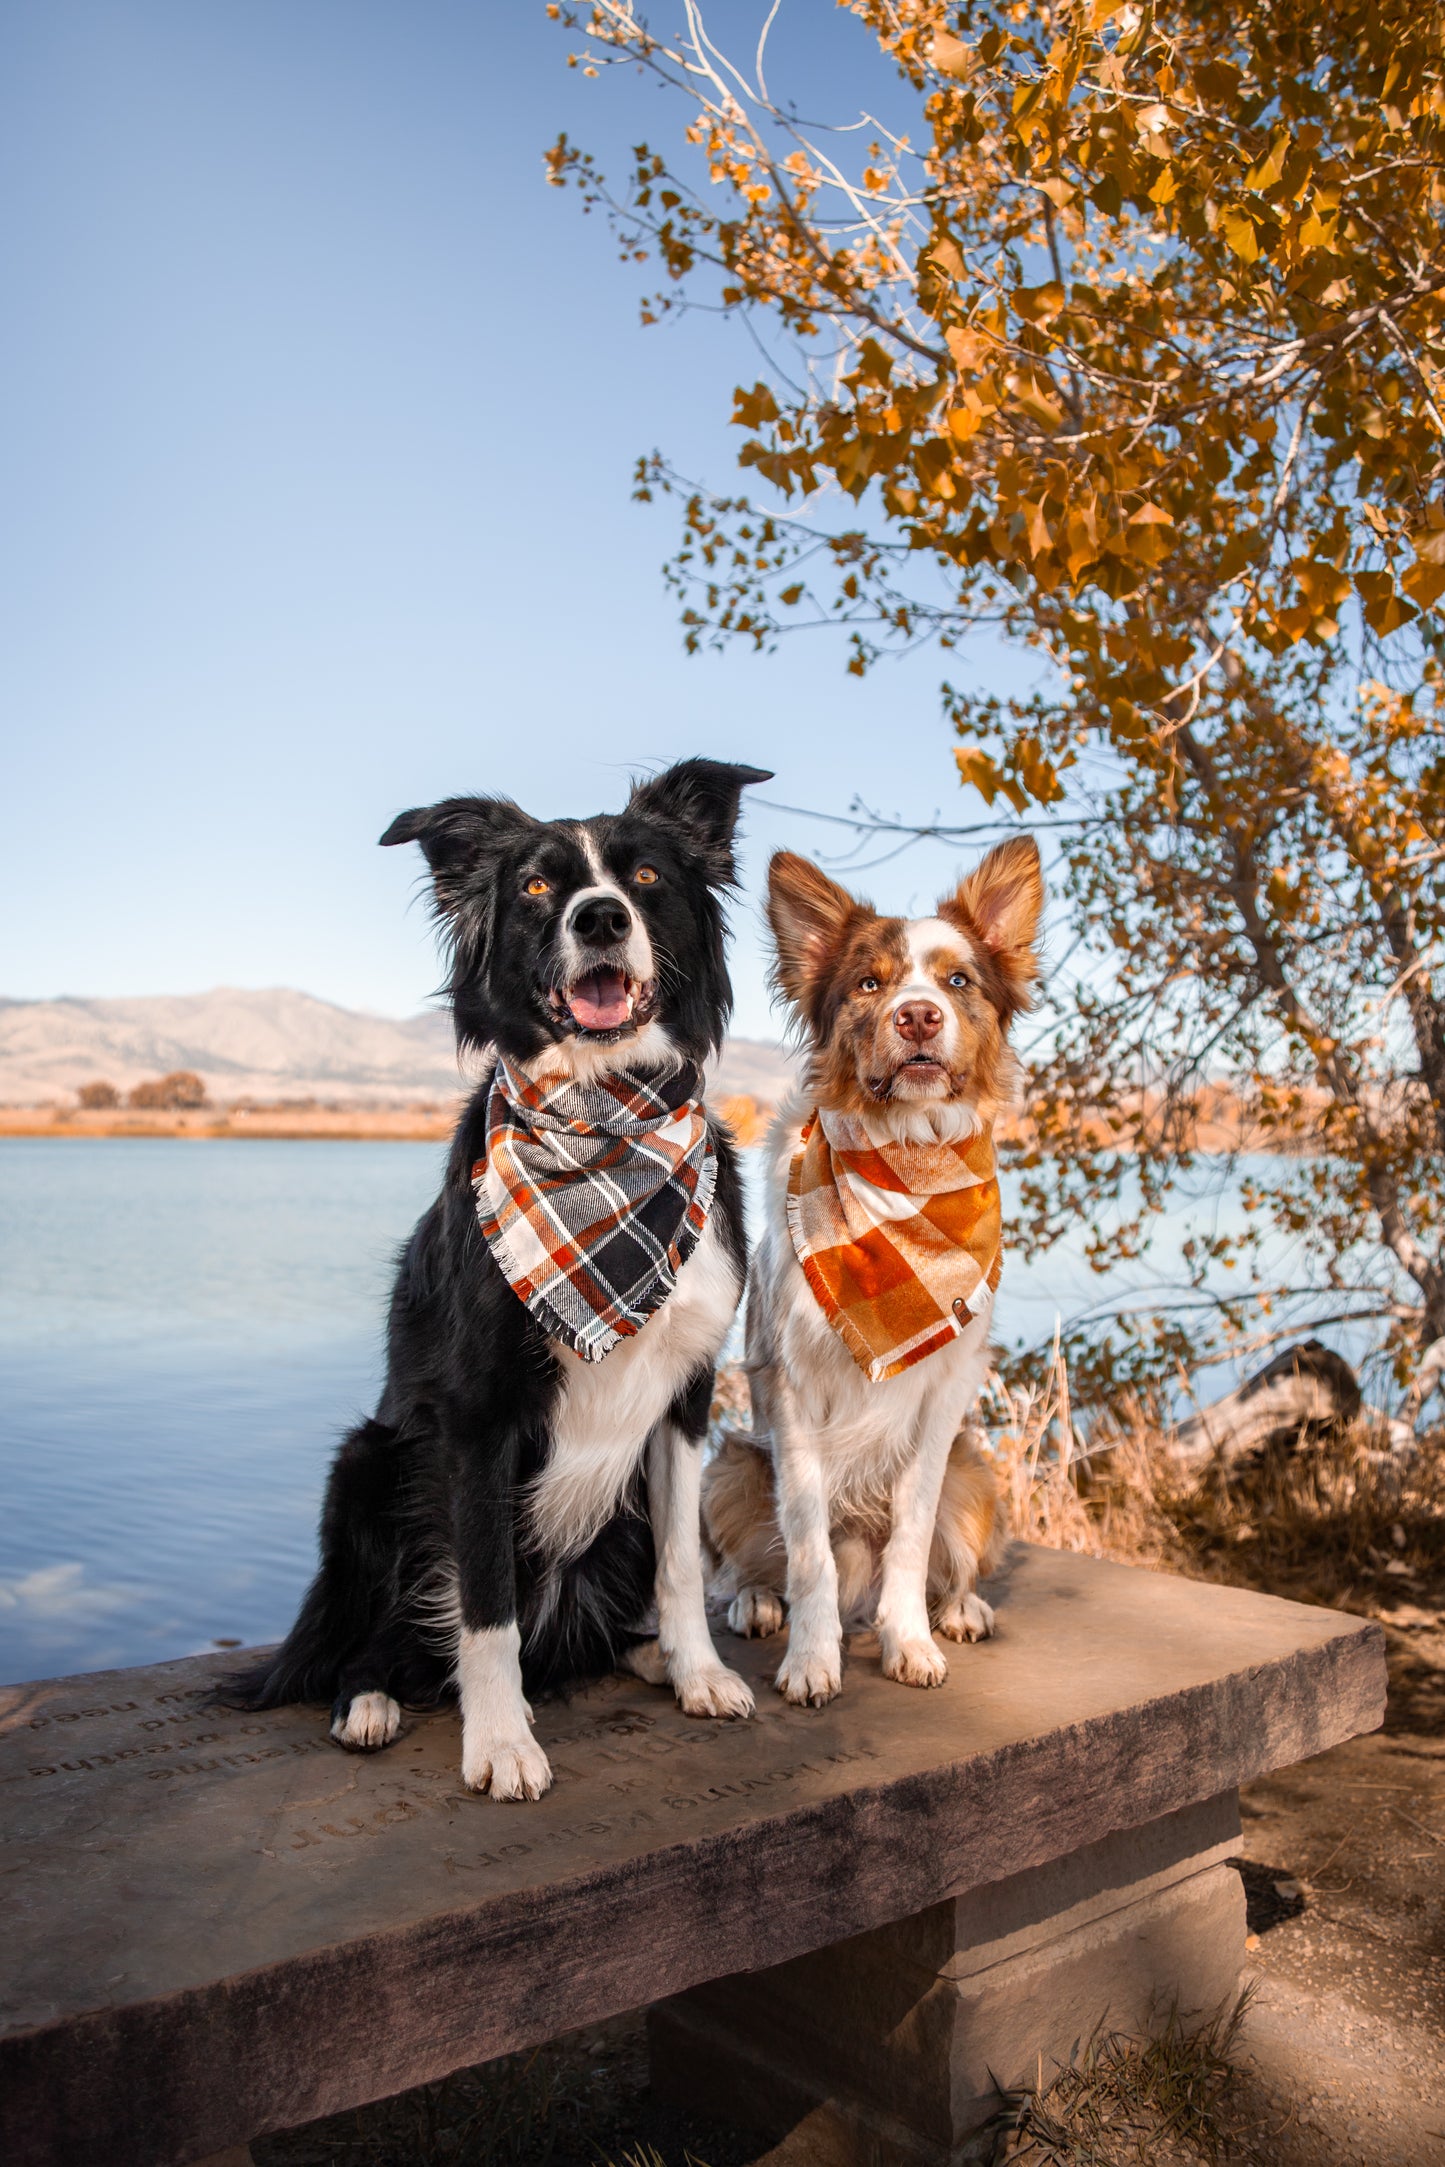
left=379, top=797, right=541, bottom=916
left=766, top=851, right=869, bottom=1014
left=625, top=760, right=773, bottom=885
left=942, top=835, right=1044, bottom=1018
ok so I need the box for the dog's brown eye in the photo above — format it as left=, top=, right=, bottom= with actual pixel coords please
left=525, top=877, right=550, bottom=897
left=633, top=865, right=659, bottom=886
left=859, top=975, right=880, bottom=994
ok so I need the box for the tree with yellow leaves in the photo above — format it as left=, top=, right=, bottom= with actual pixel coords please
left=549, top=0, right=1445, bottom=1403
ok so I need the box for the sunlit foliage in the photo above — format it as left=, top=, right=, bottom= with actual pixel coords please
left=548, top=0, right=1445, bottom=1399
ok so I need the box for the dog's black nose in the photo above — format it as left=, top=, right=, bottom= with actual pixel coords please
left=569, top=894, right=633, bottom=947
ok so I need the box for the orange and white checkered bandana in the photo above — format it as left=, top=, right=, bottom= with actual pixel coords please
left=786, top=1111, right=1001, bottom=1383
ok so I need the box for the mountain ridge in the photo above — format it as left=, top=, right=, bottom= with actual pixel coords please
left=0, top=988, right=796, bottom=1107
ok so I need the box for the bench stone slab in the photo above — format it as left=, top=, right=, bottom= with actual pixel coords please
left=0, top=1546, right=1384, bottom=2166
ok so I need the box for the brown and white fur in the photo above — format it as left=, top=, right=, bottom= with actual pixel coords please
left=703, top=839, right=1042, bottom=1705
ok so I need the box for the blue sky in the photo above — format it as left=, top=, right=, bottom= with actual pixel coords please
left=1, top=1, right=1029, bottom=1039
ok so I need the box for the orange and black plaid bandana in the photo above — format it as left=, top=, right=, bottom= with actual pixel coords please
left=786, top=1111, right=1001, bottom=1383
left=474, top=1055, right=715, bottom=1362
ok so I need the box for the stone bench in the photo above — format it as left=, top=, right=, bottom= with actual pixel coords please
left=1, top=1546, right=1384, bottom=2167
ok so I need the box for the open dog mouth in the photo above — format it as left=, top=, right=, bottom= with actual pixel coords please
left=547, top=968, right=656, bottom=1037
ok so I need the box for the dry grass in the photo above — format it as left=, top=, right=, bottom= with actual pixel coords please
left=987, top=1993, right=1261, bottom=2167
left=979, top=1343, right=1445, bottom=1616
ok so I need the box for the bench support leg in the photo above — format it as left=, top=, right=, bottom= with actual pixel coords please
left=649, top=1792, right=1245, bottom=2165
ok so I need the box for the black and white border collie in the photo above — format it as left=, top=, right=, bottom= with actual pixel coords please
left=229, top=759, right=770, bottom=1798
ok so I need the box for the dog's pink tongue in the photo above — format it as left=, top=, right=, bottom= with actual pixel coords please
left=568, top=968, right=631, bottom=1031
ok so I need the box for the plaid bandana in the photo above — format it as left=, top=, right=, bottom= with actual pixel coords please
left=474, top=1055, right=716, bottom=1362
left=786, top=1110, right=1001, bottom=1384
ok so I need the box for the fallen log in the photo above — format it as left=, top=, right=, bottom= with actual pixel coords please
left=1171, top=1340, right=1366, bottom=1466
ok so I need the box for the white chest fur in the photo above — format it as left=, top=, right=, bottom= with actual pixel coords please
left=527, top=1211, right=742, bottom=1561
left=748, top=1105, right=995, bottom=1500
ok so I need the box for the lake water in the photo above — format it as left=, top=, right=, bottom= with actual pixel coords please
left=0, top=1136, right=1293, bottom=1684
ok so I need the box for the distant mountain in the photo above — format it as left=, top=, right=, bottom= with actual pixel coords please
left=0, top=989, right=797, bottom=1108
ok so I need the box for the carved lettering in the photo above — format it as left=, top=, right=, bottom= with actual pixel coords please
left=27, top=1700, right=138, bottom=1731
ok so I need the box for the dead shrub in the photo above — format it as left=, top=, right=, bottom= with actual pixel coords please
left=127, top=1070, right=208, bottom=1111
left=980, top=1339, right=1444, bottom=1636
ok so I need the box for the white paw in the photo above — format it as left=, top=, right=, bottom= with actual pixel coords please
left=461, top=1733, right=553, bottom=1800
left=330, top=1691, right=402, bottom=1750
left=935, top=1593, right=996, bottom=1643
left=881, top=1632, right=949, bottom=1688
left=775, top=1642, right=842, bottom=1707
left=674, top=1663, right=755, bottom=1720
left=728, top=1586, right=786, bottom=1639
left=619, top=1637, right=670, bottom=1687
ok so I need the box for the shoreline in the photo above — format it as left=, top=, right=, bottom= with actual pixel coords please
left=0, top=1112, right=455, bottom=1141
left=0, top=1095, right=776, bottom=1146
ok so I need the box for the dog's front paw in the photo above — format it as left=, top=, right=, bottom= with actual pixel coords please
left=935, top=1593, right=996, bottom=1644
left=673, top=1662, right=755, bottom=1720
left=461, top=1733, right=553, bottom=1801
left=775, top=1642, right=842, bottom=1707
left=880, top=1632, right=949, bottom=1688
left=728, top=1586, right=786, bottom=1639
left=330, top=1691, right=402, bottom=1751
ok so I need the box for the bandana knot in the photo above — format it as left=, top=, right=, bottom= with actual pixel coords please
left=474, top=1055, right=715, bottom=1362
left=786, top=1109, right=1001, bottom=1383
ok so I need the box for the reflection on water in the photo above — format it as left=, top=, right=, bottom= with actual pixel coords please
left=0, top=1141, right=444, bottom=1683
left=0, top=1136, right=1302, bottom=1684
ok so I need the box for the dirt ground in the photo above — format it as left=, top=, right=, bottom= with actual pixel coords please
left=1219, top=1607, right=1445, bottom=2167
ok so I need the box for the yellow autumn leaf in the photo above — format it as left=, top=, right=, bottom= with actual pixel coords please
left=1291, top=558, right=1350, bottom=611
left=1297, top=207, right=1337, bottom=252
left=931, top=30, right=974, bottom=79
left=1402, top=558, right=1445, bottom=609
left=1021, top=499, right=1055, bottom=556
left=1010, top=372, right=1065, bottom=429
left=945, top=325, right=985, bottom=370
left=1219, top=209, right=1260, bottom=262
left=955, top=747, right=1000, bottom=799
left=1245, top=131, right=1291, bottom=193
left=1014, top=282, right=1066, bottom=325
left=1354, top=572, right=1417, bottom=634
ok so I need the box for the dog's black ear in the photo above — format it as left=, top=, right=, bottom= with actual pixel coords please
left=380, top=797, right=540, bottom=919
left=626, top=760, right=773, bottom=883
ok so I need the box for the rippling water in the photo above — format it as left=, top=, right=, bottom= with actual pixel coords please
left=0, top=1135, right=1286, bottom=1684
left=0, top=1140, right=445, bottom=1683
